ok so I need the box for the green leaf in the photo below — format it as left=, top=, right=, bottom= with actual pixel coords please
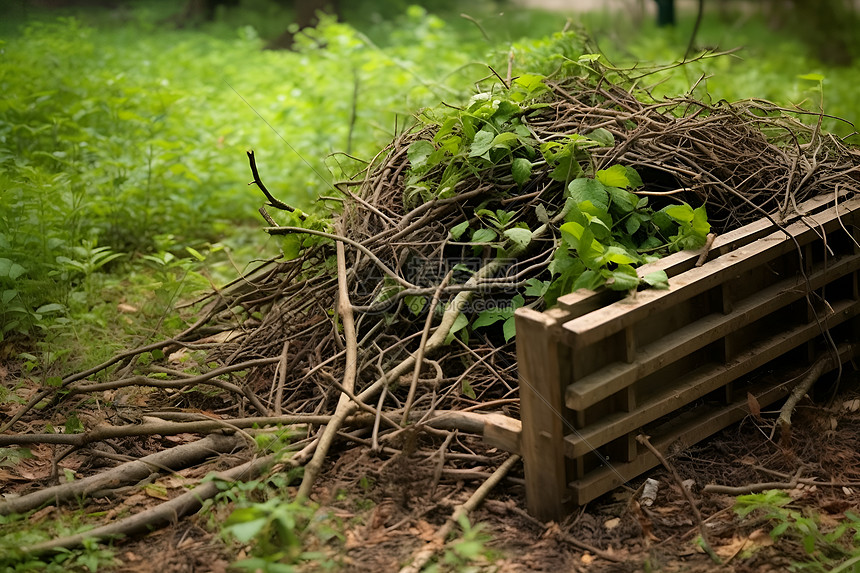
left=798, top=73, right=825, bottom=82
left=450, top=312, right=469, bottom=334
left=572, top=269, right=604, bottom=291
left=35, top=303, right=64, bottom=314
left=559, top=221, right=585, bottom=245
left=492, top=100, right=522, bottom=125
left=470, top=228, right=497, bottom=244
left=524, top=278, right=550, bottom=297
left=771, top=521, right=790, bottom=539
left=567, top=178, right=609, bottom=213
left=64, top=413, right=84, bottom=434
left=587, top=128, right=614, bottom=147
left=503, top=228, right=532, bottom=251
left=503, top=316, right=516, bottom=342
left=625, top=166, right=644, bottom=188
left=596, top=165, right=630, bottom=189
left=473, top=310, right=504, bottom=329
left=606, top=186, right=638, bottom=213
left=535, top=204, right=549, bottom=224
left=449, top=220, right=469, bottom=240
left=601, top=246, right=638, bottom=265
left=491, top=132, right=518, bottom=149
left=1, top=290, right=17, bottom=305
left=0, top=258, right=26, bottom=280
left=469, top=130, right=495, bottom=157
left=548, top=246, right=582, bottom=277
left=643, top=270, right=669, bottom=289
left=549, top=152, right=582, bottom=182
left=227, top=517, right=269, bottom=543
left=663, top=203, right=695, bottom=223
left=513, top=73, right=547, bottom=95
left=185, top=246, right=206, bottom=261
left=511, top=157, right=532, bottom=185
left=461, top=379, right=476, bottom=399
left=407, top=140, right=435, bottom=169
left=404, top=295, right=427, bottom=316
left=605, top=264, right=640, bottom=291
left=692, top=205, right=710, bottom=236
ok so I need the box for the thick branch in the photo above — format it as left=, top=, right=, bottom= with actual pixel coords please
left=0, top=433, right=243, bottom=516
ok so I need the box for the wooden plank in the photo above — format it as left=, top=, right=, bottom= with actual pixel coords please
left=563, top=296, right=860, bottom=457
left=515, top=307, right=569, bottom=521
left=565, top=253, right=860, bottom=409
left=567, top=381, right=791, bottom=504
left=483, top=414, right=522, bottom=454
left=567, top=342, right=860, bottom=504
left=562, top=196, right=860, bottom=350
left=556, top=289, right=623, bottom=319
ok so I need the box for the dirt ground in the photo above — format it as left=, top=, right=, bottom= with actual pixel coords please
left=55, top=373, right=857, bottom=572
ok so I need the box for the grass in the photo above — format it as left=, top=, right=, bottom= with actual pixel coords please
left=0, top=1, right=520, bottom=368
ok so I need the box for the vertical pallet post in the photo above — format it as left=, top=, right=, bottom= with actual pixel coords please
left=516, top=307, right=568, bottom=521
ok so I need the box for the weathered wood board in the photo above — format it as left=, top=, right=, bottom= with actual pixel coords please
left=487, top=193, right=860, bottom=521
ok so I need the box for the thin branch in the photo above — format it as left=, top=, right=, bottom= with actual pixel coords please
left=398, top=454, right=521, bottom=573
left=246, top=150, right=304, bottom=215
left=637, top=434, right=720, bottom=564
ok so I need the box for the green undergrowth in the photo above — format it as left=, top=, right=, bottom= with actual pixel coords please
left=0, top=5, right=528, bottom=365
left=0, top=511, right=120, bottom=572
left=735, top=490, right=860, bottom=571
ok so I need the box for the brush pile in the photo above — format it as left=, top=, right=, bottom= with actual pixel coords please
left=3, top=58, right=860, bottom=564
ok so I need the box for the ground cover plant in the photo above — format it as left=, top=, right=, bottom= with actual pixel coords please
left=4, top=1, right=860, bottom=571
left=0, top=3, right=511, bottom=363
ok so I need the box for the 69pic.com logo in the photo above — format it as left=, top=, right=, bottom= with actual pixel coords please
left=356, top=256, right=520, bottom=316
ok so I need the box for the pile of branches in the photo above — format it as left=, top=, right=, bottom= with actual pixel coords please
left=3, top=68, right=860, bottom=567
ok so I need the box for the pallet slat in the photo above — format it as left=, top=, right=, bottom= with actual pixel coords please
left=495, top=194, right=860, bottom=518
left=566, top=253, right=860, bottom=409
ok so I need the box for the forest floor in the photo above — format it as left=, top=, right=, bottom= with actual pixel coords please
left=4, top=366, right=860, bottom=572
left=119, top=385, right=860, bottom=572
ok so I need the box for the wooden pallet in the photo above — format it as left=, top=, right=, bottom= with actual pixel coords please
left=486, top=193, right=860, bottom=521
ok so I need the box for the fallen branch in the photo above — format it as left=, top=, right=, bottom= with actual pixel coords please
left=402, top=269, right=454, bottom=424
left=0, top=433, right=243, bottom=516
left=297, top=237, right=360, bottom=499
left=703, top=468, right=804, bottom=495
left=637, top=434, right=720, bottom=564
left=398, top=454, right=521, bottom=573
left=695, top=232, right=717, bottom=266
left=776, top=343, right=854, bottom=444
left=295, top=254, right=516, bottom=499
left=17, top=452, right=278, bottom=556
left=0, top=414, right=336, bottom=447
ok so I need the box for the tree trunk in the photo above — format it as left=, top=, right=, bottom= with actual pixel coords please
left=267, top=0, right=339, bottom=50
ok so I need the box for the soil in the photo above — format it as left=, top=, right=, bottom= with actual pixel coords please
left=49, top=373, right=857, bottom=572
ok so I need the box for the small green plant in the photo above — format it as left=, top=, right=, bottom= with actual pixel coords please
left=0, top=512, right=119, bottom=572
left=734, top=489, right=860, bottom=571
left=423, top=515, right=496, bottom=573
left=221, top=495, right=344, bottom=571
